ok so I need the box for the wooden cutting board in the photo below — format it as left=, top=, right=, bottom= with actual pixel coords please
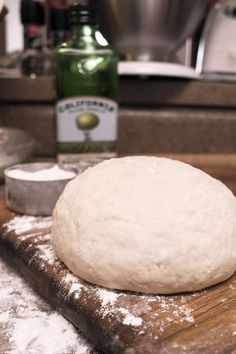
left=1, top=186, right=236, bottom=354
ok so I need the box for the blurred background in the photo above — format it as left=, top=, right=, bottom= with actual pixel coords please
left=0, top=0, right=221, bottom=75
left=2, top=0, right=236, bottom=171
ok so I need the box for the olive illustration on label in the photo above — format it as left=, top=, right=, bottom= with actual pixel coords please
left=76, top=113, right=99, bottom=142
left=76, top=113, right=99, bottom=131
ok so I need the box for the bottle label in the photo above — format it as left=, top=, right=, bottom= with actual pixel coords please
left=56, top=96, right=118, bottom=154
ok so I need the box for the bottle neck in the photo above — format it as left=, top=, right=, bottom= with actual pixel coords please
left=70, top=24, right=97, bottom=39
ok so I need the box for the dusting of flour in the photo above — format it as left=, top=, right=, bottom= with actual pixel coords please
left=4, top=215, right=52, bottom=235
left=0, top=258, right=94, bottom=354
left=7, top=165, right=76, bottom=181
left=2, top=214, right=198, bottom=348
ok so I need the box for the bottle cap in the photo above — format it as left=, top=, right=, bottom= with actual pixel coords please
left=68, top=3, right=97, bottom=26
left=20, top=0, right=45, bottom=26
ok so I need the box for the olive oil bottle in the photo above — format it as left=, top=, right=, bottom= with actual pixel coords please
left=55, top=3, right=118, bottom=163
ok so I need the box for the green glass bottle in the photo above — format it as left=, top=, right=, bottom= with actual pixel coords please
left=55, top=3, right=118, bottom=163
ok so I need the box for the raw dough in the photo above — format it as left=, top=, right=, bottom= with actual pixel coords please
left=51, top=156, right=236, bottom=294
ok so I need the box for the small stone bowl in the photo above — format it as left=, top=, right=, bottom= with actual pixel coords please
left=4, top=162, right=78, bottom=216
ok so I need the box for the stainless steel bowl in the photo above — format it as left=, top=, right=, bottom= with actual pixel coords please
left=4, top=162, right=77, bottom=216
left=95, top=0, right=209, bottom=61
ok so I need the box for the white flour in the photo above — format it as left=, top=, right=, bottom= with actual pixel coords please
left=6, top=165, right=76, bottom=181
left=4, top=215, right=52, bottom=235
left=59, top=273, right=84, bottom=298
left=96, top=288, right=143, bottom=326
left=96, top=288, right=120, bottom=308
left=2, top=214, right=198, bottom=350
left=119, top=309, right=143, bottom=327
left=0, top=258, right=94, bottom=354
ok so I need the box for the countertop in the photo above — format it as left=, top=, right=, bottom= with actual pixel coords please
left=2, top=74, right=236, bottom=158
left=1, top=74, right=236, bottom=108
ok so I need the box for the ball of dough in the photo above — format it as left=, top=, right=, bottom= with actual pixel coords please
left=51, top=156, right=236, bottom=294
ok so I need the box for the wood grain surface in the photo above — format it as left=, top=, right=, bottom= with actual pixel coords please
left=1, top=181, right=236, bottom=354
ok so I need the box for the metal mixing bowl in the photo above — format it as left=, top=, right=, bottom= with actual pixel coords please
left=95, top=0, right=209, bottom=61
left=4, top=162, right=78, bottom=216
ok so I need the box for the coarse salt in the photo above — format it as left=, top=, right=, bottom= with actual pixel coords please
left=6, top=165, right=76, bottom=181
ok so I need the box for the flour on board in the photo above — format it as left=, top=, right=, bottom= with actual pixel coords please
left=0, top=258, right=95, bottom=354
left=2, top=214, right=198, bottom=346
